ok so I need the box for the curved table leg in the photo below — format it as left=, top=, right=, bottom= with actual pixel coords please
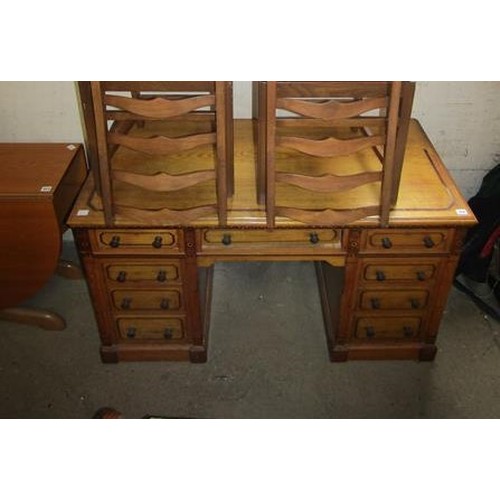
left=0, top=307, right=66, bottom=331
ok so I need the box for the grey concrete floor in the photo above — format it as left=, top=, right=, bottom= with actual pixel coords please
left=1, top=241, right=500, bottom=419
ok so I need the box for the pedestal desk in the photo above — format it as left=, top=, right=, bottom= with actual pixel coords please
left=69, top=120, right=476, bottom=363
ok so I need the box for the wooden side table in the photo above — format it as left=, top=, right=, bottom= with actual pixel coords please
left=0, top=144, right=87, bottom=330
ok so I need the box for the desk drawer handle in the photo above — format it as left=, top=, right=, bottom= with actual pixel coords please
left=403, top=326, right=414, bottom=338
left=126, top=327, right=136, bottom=339
left=376, top=271, right=386, bottom=282
left=410, top=299, right=421, bottom=309
left=160, top=298, right=170, bottom=310
left=381, top=237, right=392, bottom=249
left=152, top=236, right=163, bottom=249
left=157, top=270, right=167, bottom=282
left=164, top=328, right=174, bottom=340
left=117, top=271, right=127, bottom=283
left=121, top=297, right=132, bottom=309
left=222, top=234, right=232, bottom=246
left=110, top=236, right=121, bottom=248
left=417, top=271, right=426, bottom=281
left=423, top=236, right=435, bottom=248
left=365, top=327, right=375, bottom=338
left=309, top=232, right=320, bottom=245
left=370, top=298, right=381, bottom=309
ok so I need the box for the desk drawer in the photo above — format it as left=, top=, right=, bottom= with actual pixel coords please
left=359, top=289, right=429, bottom=311
left=105, top=261, right=182, bottom=285
left=111, top=289, right=182, bottom=312
left=89, top=229, right=183, bottom=255
left=117, top=317, right=185, bottom=341
left=200, top=228, right=341, bottom=254
left=354, top=316, right=421, bottom=341
left=361, top=229, right=452, bottom=254
left=362, top=259, right=440, bottom=283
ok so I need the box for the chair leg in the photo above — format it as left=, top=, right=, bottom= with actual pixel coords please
left=253, top=81, right=267, bottom=206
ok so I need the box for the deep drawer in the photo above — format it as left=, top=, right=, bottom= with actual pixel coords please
left=89, top=229, right=183, bottom=255
left=354, top=316, right=421, bottom=341
left=111, top=289, right=182, bottom=312
left=359, top=289, right=429, bottom=311
left=117, top=317, right=185, bottom=341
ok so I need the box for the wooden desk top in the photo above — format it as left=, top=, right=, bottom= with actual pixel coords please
left=69, top=119, right=476, bottom=229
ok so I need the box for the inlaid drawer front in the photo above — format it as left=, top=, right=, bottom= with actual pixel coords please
left=90, top=229, right=182, bottom=254
left=359, top=290, right=429, bottom=311
left=117, top=317, right=185, bottom=341
left=105, top=262, right=181, bottom=285
left=355, top=317, right=421, bottom=341
left=112, top=290, right=182, bottom=312
left=200, top=228, right=341, bottom=254
left=362, top=229, right=451, bottom=254
left=363, top=261, right=439, bottom=283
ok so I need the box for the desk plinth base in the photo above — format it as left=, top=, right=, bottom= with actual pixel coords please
left=328, top=343, right=437, bottom=362
left=100, top=344, right=207, bottom=363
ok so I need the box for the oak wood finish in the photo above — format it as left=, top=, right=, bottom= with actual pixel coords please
left=0, top=144, right=87, bottom=329
left=69, top=119, right=476, bottom=363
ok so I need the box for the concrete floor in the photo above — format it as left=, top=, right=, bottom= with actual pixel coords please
left=1, top=241, right=500, bottom=419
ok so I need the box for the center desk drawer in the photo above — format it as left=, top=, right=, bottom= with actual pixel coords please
left=200, top=229, right=341, bottom=254
left=89, top=229, right=183, bottom=255
left=104, top=260, right=182, bottom=285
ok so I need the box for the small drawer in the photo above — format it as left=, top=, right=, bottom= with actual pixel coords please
left=359, top=289, right=429, bottom=311
left=112, top=289, right=182, bottom=312
left=362, top=229, right=452, bottom=254
left=200, top=228, right=341, bottom=255
left=117, top=317, right=185, bottom=341
left=89, top=229, right=182, bottom=254
left=362, top=261, right=439, bottom=283
left=105, top=261, right=181, bottom=285
left=355, top=317, right=421, bottom=341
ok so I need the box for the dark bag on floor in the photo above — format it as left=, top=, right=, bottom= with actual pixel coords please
left=456, top=164, right=500, bottom=282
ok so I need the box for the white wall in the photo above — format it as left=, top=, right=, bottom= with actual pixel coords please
left=1, top=81, right=499, bottom=199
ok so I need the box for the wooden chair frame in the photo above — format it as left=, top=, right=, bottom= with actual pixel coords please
left=254, top=81, right=415, bottom=228
left=78, top=81, right=234, bottom=226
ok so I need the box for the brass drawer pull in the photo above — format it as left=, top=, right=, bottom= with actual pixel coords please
left=365, top=327, right=375, bottom=338
left=164, top=328, right=174, bottom=339
left=370, top=298, right=381, bottom=309
left=376, top=271, right=386, bottom=282
left=381, top=237, right=392, bottom=249
left=121, top=297, right=132, bottom=309
left=309, top=232, right=320, bottom=245
left=110, top=235, right=121, bottom=248
left=160, top=298, right=170, bottom=310
left=157, top=270, right=167, bottom=282
left=221, top=234, right=232, bottom=246
left=117, top=271, right=127, bottom=283
left=126, top=327, right=136, bottom=338
left=410, top=299, right=420, bottom=309
left=152, top=236, right=163, bottom=249
left=423, top=236, right=435, bottom=248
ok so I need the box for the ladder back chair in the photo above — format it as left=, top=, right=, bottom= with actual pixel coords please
left=255, top=81, right=415, bottom=228
left=78, top=81, right=234, bottom=226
